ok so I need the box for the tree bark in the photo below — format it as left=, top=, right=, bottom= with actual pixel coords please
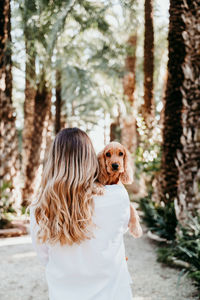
left=55, top=70, right=67, bottom=134
left=123, top=35, right=137, bottom=105
left=143, top=0, right=154, bottom=127
left=0, top=0, right=21, bottom=209
left=121, top=35, right=138, bottom=154
left=44, top=106, right=53, bottom=164
left=22, top=77, right=52, bottom=206
left=175, top=0, right=200, bottom=222
left=22, top=40, right=36, bottom=176
left=55, top=70, right=61, bottom=134
left=110, top=122, right=121, bottom=142
left=160, top=0, right=186, bottom=203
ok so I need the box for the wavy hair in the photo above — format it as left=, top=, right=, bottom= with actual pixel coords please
left=31, top=128, right=99, bottom=246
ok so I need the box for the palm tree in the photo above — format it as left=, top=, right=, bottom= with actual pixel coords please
left=175, top=0, right=200, bottom=223
left=22, top=73, right=52, bottom=205
left=123, top=35, right=137, bottom=106
left=55, top=70, right=62, bottom=134
left=159, top=0, right=186, bottom=203
left=55, top=69, right=67, bottom=134
left=121, top=35, right=138, bottom=153
left=22, top=40, right=36, bottom=177
left=143, top=0, right=154, bottom=128
left=0, top=0, right=21, bottom=210
left=21, top=0, right=37, bottom=177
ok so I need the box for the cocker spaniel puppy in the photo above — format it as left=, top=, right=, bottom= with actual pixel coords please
left=97, top=141, right=143, bottom=238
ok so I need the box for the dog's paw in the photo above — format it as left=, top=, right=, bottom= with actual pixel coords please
left=93, top=182, right=105, bottom=196
left=129, top=223, right=143, bottom=238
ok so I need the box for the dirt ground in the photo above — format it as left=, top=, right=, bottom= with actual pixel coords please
left=0, top=230, right=198, bottom=300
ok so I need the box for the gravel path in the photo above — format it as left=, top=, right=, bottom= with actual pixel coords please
left=0, top=231, right=198, bottom=300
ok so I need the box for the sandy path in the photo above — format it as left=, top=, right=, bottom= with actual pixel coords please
left=0, top=232, right=198, bottom=300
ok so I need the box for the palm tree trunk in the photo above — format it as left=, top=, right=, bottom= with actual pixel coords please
left=110, top=105, right=121, bottom=142
left=55, top=70, right=62, bottom=134
left=22, top=76, right=52, bottom=206
left=123, top=35, right=137, bottom=105
left=159, top=0, right=186, bottom=203
left=0, top=0, right=21, bottom=209
left=55, top=69, right=67, bottom=134
left=22, top=40, right=36, bottom=176
left=143, top=0, right=154, bottom=127
left=110, top=122, right=121, bottom=142
left=121, top=35, right=138, bottom=154
left=175, top=0, right=200, bottom=223
left=44, top=106, right=53, bottom=164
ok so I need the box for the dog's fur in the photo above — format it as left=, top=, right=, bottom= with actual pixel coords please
left=97, top=142, right=142, bottom=238
left=97, top=142, right=133, bottom=185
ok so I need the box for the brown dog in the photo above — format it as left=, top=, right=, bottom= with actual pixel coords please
left=97, top=142, right=143, bottom=238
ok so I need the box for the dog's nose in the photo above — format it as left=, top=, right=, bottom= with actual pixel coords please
left=112, top=163, right=119, bottom=170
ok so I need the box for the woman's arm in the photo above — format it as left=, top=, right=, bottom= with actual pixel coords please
left=29, top=207, right=49, bottom=267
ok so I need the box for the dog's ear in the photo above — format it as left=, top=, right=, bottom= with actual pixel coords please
left=120, top=147, right=133, bottom=184
left=97, top=150, right=108, bottom=185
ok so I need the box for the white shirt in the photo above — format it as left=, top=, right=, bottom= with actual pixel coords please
left=30, top=184, right=133, bottom=300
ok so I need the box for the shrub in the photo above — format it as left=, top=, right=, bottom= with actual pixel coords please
left=139, top=195, right=177, bottom=240
left=157, top=215, right=200, bottom=290
left=0, top=181, right=16, bottom=229
left=140, top=195, right=200, bottom=292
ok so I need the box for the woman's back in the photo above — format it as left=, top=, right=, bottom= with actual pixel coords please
left=30, top=184, right=133, bottom=300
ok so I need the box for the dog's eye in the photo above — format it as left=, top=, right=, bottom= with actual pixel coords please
left=106, top=152, right=111, bottom=157
left=119, top=152, right=123, bottom=156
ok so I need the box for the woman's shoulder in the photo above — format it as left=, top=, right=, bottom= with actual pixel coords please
left=94, top=184, right=129, bottom=207
left=105, top=184, right=128, bottom=196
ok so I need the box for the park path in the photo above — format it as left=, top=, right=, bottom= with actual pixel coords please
left=0, top=229, right=198, bottom=300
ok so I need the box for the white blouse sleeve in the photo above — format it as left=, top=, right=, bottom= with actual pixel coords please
left=29, top=207, right=49, bottom=267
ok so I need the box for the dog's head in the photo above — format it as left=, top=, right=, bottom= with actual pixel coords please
left=97, top=142, right=133, bottom=185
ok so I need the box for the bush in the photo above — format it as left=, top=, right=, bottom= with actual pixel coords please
left=0, top=181, right=16, bottom=229
left=140, top=195, right=200, bottom=292
left=157, top=215, right=200, bottom=290
left=140, top=196, right=177, bottom=240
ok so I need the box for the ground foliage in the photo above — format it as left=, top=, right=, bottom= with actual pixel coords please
left=0, top=182, right=16, bottom=228
left=157, top=215, right=200, bottom=291
left=140, top=196, right=177, bottom=240
left=139, top=190, right=200, bottom=291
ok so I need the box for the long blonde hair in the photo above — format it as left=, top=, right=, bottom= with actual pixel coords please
left=31, top=128, right=99, bottom=246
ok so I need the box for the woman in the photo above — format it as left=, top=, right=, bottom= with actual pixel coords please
left=30, top=127, right=133, bottom=300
